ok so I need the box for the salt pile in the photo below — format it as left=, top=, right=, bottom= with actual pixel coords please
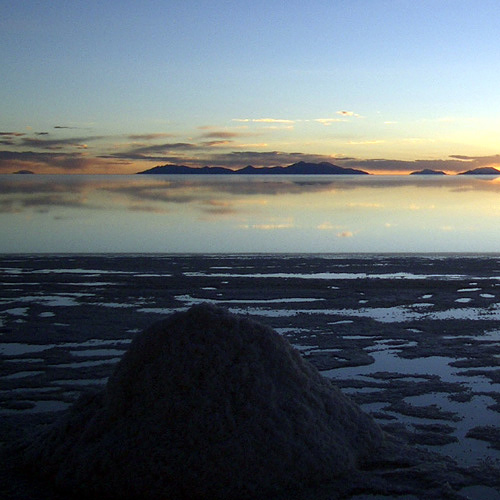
left=24, top=304, right=384, bottom=499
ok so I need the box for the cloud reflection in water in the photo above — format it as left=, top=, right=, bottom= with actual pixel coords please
left=1, top=174, right=500, bottom=253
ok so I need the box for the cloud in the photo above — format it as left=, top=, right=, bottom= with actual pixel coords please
left=348, top=140, right=385, bottom=145
left=204, top=150, right=342, bottom=168
left=105, top=149, right=345, bottom=169
left=0, top=200, right=22, bottom=214
left=21, top=194, right=97, bottom=211
left=0, top=132, right=26, bottom=145
left=336, top=156, right=490, bottom=173
left=0, top=178, right=83, bottom=195
left=0, top=179, right=106, bottom=213
left=449, top=154, right=500, bottom=166
left=20, top=135, right=104, bottom=150
left=314, top=118, right=345, bottom=126
left=127, top=133, right=176, bottom=140
left=232, top=118, right=295, bottom=124
left=201, top=140, right=234, bottom=147
left=127, top=204, right=170, bottom=214
left=253, top=118, right=295, bottom=123
left=0, top=150, right=128, bottom=173
left=234, top=143, right=269, bottom=148
left=200, top=131, right=241, bottom=139
left=101, top=181, right=200, bottom=205
left=337, top=111, right=360, bottom=117
left=110, top=142, right=198, bottom=161
left=241, top=222, right=294, bottom=230
left=337, top=154, right=500, bottom=174
left=4, top=120, right=500, bottom=176
left=200, top=200, right=237, bottom=215
left=0, top=178, right=201, bottom=214
left=337, top=231, right=354, bottom=238
left=347, top=202, right=383, bottom=208
left=317, top=222, right=342, bottom=230
left=132, top=142, right=198, bottom=152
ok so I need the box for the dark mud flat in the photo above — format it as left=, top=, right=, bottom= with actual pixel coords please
left=1, top=253, right=500, bottom=499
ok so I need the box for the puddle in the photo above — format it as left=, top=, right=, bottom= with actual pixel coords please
left=3, top=295, right=82, bottom=307
left=275, top=328, right=309, bottom=335
left=3, top=358, right=45, bottom=363
left=95, top=302, right=135, bottom=308
left=175, top=294, right=324, bottom=305
left=0, top=339, right=131, bottom=356
left=323, top=348, right=500, bottom=466
left=0, top=400, right=70, bottom=415
left=51, top=378, right=108, bottom=386
left=323, top=350, right=496, bottom=389
left=351, top=495, right=418, bottom=500
left=66, top=282, right=114, bottom=286
left=134, top=273, right=172, bottom=277
left=137, top=307, right=181, bottom=315
left=459, top=485, right=500, bottom=500
left=1, top=371, right=44, bottom=379
left=35, top=268, right=128, bottom=275
left=184, top=271, right=470, bottom=280
left=69, top=348, right=127, bottom=357
left=55, top=358, right=121, bottom=368
left=3, top=308, right=29, bottom=316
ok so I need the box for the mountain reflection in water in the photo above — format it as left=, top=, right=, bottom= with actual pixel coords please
left=1, top=174, right=500, bottom=253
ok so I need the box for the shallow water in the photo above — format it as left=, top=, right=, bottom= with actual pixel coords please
left=1, top=253, right=499, bottom=470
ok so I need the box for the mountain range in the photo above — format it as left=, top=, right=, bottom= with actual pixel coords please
left=137, top=161, right=369, bottom=175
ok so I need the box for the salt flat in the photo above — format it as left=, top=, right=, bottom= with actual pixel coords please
left=1, top=254, right=499, bottom=498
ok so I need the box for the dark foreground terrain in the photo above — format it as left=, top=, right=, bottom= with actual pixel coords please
left=1, top=254, right=499, bottom=498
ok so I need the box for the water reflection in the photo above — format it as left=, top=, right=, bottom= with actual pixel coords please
left=1, top=174, right=500, bottom=253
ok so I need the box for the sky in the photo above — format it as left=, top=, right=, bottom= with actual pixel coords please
left=1, top=0, right=500, bottom=175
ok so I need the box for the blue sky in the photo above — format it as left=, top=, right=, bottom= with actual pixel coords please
left=1, top=0, right=500, bottom=174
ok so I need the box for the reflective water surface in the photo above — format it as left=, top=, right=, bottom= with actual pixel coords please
left=2, top=174, right=500, bottom=253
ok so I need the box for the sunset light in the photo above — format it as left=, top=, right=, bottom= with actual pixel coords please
left=1, top=1, right=499, bottom=175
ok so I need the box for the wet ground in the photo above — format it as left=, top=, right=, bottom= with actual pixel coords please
left=1, top=253, right=499, bottom=499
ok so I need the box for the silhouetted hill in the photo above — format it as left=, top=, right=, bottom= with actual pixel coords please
left=137, top=164, right=234, bottom=175
left=137, top=161, right=369, bottom=175
left=458, top=167, right=500, bottom=176
left=409, top=169, right=447, bottom=175
left=23, top=304, right=383, bottom=499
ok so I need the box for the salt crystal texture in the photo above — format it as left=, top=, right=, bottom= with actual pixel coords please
left=24, top=304, right=383, bottom=499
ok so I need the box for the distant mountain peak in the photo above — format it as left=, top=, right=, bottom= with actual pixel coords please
left=459, top=167, right=500, bottom=176
left=409, top=169, right=447, bottom=175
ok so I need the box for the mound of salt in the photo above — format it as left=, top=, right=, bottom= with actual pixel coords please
left=24, top=304, right=383, bottom=499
